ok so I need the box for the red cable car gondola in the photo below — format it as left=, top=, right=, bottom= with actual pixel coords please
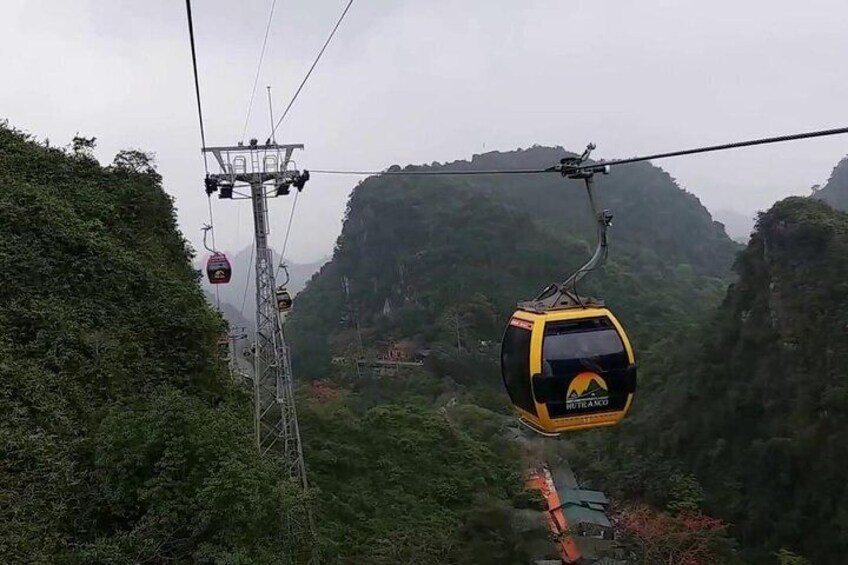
left=202, top=224, right=232, bottom=285
left=206, top=252, right=232, bottom=285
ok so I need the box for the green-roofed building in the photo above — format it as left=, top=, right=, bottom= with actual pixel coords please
left=562, top=504, right=613, bottom=532
left=558, top=486, right=610, bottom=508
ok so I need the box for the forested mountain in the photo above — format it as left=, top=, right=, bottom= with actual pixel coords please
left=288, top=146, right=742, bottom=562
left=815, top=156, right=848, bottom=212
left=299, top=380, right=553, bottom=563
left=0, top=124, right=559, bottom=564
left=11, top=120, right=816, bottom=565
left=290, top=146, right=739, bottom=374
left=0, top=126, right=311, bottom=562
left=577, top=197, right=848, bottom=564
left=204, top=290, right=251, bottom=329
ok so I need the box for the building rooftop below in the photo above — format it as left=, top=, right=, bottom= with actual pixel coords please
left=558, top=486, right=610, bottom=508
left=562, top=504, right=612, bottom=529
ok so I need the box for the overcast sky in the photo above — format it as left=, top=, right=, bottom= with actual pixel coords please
left=3, top=0, right=847, bottom=262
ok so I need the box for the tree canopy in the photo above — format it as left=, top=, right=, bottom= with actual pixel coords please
left=290, top=146, right=739, bottom=376
left=0, top=124, right=308, bottom=563
left=574, top=197, right=848, bottom=564
left=288, top=146, right=742, bottom=563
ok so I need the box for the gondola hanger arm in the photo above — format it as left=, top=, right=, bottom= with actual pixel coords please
left=535, top=144, right=612, bottom=305
left=201, top=223, right=217, bottom=254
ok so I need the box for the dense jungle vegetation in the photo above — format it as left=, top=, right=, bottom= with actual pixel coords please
left=0, top=127, right=552, bottom=564
left=289, top=146, right=739, bottom=375
left=0, top=125, right=310, bottom=563
left=6, top=121, right=848, bottom=564
left=575, top=170, right=848, bottom=565
left=289, top=146, right=742, bottom=563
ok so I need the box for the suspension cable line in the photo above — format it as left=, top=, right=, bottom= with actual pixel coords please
left=206, top=197, right=218, bottom=250
left=308, top=124, right=848, bottom=178
left=205, top=199, right=221, bottom=309
left=185, top=0, right=210, bottom=176
left=309, top=168, right=551, bottom=176
left=241, top=0, right=279, bottom=142
left=568, top=125, right=848, bottom=171
left=269, top=0, right=354, bottom=140
left=276, top=190, right=300, bottom=277
left=267, top=86, right=277, bottom=144
left=239, top=244, right=256, bottom=318
left=185, top=0, right=222, bottom=310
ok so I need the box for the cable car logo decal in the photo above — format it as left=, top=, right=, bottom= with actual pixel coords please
left=565, top=372, right=610, bottom=411
left=509, top=318, right=534, bottom=331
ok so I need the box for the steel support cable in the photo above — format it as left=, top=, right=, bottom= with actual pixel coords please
left=577, top=125, right=848, bottom=170
left=206, top=198, right=218, bottom=250
left=239, top=244, right=256, bottom=317
left=207, top=197, right=221, bottom=309
left=264, top=1, right=354, bottom=283
left=185, top=0, right=221, bottom=310
left=241, top=0, right=279, bottom=142
left=185, top=0, right=210, bottom=175
left=269, top=0, right=354, bottom=140
left=310, top=168, right=551, bottom=176
left=275, top=190, right=299, bottom=277
left=309, top=125, right=848, bottom=177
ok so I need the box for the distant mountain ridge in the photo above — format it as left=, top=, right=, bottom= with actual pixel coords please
left=290, top=144, right=740, bottom=377
left=284, top=145, right=747, bottom=563
left=581, top=195, right=848, bottom=564
left=712, top=208, right=756, bottom=243
left=815, top=155, right=848, bottom=212
left=199, top=247, right=328, bottom=327
left=424, top=146, right=739, bottom=278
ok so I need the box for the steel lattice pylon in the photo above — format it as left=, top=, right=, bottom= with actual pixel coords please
left=250, top=179, right=307, bottom=477
left=203, top=141, right=316, bottom=562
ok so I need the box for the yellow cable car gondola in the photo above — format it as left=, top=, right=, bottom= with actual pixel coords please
left=500, top=145, right=636, bottom=436
left=276, top=286, right=293, bottom=312
left=275, top=264, right=293, bottom=313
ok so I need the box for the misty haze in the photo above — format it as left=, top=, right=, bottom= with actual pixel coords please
left=2, top=1, right=848, bottom=564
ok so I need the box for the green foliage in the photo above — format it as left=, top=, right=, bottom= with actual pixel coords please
left=82, top=388, right=306, bottom=563
left=578, top=197, right=848, bottom=564
left=299, top=383, right=545, bottom=564
left=453, top=494, right=550, bottom=564
left=111, top=148, right=160, bottom=178
left=71, top=134, right=97, bottom=159
left=290, top=146, right=738, bottom=374
left=775, top=549, right=811, bottom=565
left=667, top=473, right=705, bottom=513
left=287, top=146, right=741, bottom=562
left=0, top=125, right=302, bottom=563
left=511, top=487, right=548, bottom=511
